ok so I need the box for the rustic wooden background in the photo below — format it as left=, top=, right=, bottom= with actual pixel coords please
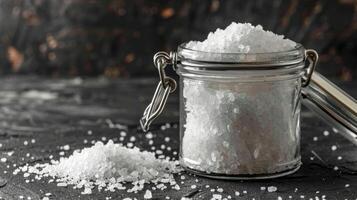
left=0, top=0, right=356, bottom=80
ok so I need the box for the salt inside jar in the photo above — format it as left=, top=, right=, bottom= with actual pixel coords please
left=140, top=22, right=357, bottom=179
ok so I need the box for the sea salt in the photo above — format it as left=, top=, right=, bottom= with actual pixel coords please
left=144, top=190, right=152, bottom=199
left=331, top=145, right=337, bottom=151
left=181, top=22, right=300, bottom=176
left=267, top=186, right=277, bottom=192
left=186, top=22, right=295, bottom=54
left=323, top=130, right=330, bottom=136
left=16, top=140, right=181, bottom=194
left=63, top=145, right=70, bottom=151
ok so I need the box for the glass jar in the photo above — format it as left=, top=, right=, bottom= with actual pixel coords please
left=140, top=44, right=357, bottom=180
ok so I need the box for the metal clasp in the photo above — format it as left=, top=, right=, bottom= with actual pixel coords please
left=140, top=51, right=177, bottom=132
left=302, top=49, right=319, bottom=87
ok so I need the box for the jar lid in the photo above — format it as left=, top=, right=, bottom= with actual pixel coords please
left=302, top=72, right=357, bottom=145
left=177, top=43, right=305, bottom=70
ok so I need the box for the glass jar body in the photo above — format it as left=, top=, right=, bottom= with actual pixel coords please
left=177, top=67, right=304, bottom=179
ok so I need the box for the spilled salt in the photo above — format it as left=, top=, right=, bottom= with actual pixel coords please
left=15, top=140, right=181, bottom=194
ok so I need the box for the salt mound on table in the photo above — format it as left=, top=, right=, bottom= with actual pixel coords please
left=15, top=140, right=181, bottom=194
left=185, top=22, right=296, bottom=53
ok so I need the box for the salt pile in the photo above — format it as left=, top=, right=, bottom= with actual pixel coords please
left=14, top=140, right=181, bottom=194
left=186, top=22, right=296, bottom=53
left=180, top=22, right=301, bottom=175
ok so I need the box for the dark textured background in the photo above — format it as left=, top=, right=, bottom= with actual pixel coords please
left=0, top=0, right=356, bottom=80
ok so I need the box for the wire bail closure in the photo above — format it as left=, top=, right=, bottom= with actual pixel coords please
left=302, top=49, right=319, bottom=87
left=140, top=51, right=177, bottom=132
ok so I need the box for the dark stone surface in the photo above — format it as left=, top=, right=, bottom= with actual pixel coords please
left=0, top=76, right=355, bottom=200
left=0, top=0, right=356, bottom=80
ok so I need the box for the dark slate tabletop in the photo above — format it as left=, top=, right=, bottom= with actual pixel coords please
left=0, top=76, right=356, bottom=200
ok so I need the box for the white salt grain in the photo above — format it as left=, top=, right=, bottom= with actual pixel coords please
left=212, top=194, right=222, bottom=200
left=331, top=145, right=337, bottom=151
left=120, top=131, right=127, bottom=137
left=267, top=186, right=277, bottom=192
left=191, top=185, right=197, bottom=189
left=323, top=131, right=330, bottom=136
left=57, top=182, right=67, bottom=187
left=145, top=132, right=153, bottom=139
left=144, top=190, right=152, bottom=199
left=24, top=141, right=29, bottom=146
left=1, top=158, right=7, bottom=163
left=63, top=145, right=70, bottom=151
left=164, top=137, right=170, bottom=142
left=313, top=137, right=318, bottom=141
left=130, top=136, right=136, bottom=142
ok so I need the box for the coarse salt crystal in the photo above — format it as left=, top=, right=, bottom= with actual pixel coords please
left=145, top=132, right=153, bottom=139
left=63, top=145, right=70, bottom=151
left=267, top=186, right=277, bottom=192
left=331, top=145, right=337, bottom=151
left=57, top=182, right=67, bottom=187
left=212, top=194, right=222, bottom=200
left=144, top=190, right=152, bottom=199
left=323, top=131, right=330, bottom=136
left=130, top=136, right=136, bottom=142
